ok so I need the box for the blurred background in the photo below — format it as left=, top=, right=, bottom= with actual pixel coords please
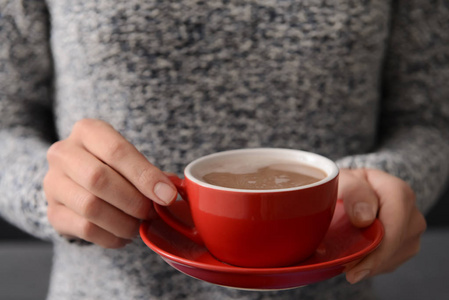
left=1, top=185, right=448, bottom=300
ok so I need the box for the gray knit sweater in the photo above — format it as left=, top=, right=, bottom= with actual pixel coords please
left=1, top=0, right=448, bottom=299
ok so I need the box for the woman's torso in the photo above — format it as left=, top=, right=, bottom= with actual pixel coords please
left=48, top=0, right=391, bottom=172
left=46, top=1, right=390, bottom=299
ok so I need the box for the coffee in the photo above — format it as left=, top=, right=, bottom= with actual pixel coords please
left=201, top=161, right=326, bottom=190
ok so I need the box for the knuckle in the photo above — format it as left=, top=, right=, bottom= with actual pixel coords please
left=106, top=140, right=129, bottom=161
left=418, top=213, right=427, bottom=234
left=400, top=241, right=421, bottom=265
left=118, top=219, right=140, bottom=239
left=127, top=195, right=151, bottom=219
left=137, top=166, right=160, bottom=186
left=47, top=206, right=65, bottom=235
left=355, top=168, right=369, bottom=180
left=399, top=180, right=415, bottom=201
left=72, top=119, right=110, bottom=138
left=106, top=237, right=127, bottom=249
left=43, top=174, right=58, bottom=203
left=47, top=141, right=64, bottom=162
left=85, top=165, right=108, bottom=191
left=128, top=220, right=140, bottom=236
left=78, top=193, right=102, bottom=220
left=79, top=220, right=97, bottom=241
left=72, top=119, right=88, bottom=136
left=75, top=118, right=110, bottom=130
left=73, top=118, right=95, bottom=132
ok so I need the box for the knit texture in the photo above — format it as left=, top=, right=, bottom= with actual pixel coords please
left=1, top=0, right=448, bottom=299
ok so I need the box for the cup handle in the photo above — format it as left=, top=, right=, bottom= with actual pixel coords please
left=153, top=176, right=204, bottom=245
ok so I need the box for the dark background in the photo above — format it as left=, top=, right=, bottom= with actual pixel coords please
left=1, top=184, right=448, bottom=240
left=426, top=184, right=449, bottom=227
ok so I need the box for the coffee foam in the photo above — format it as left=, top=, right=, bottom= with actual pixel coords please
left=191, top=155, right=327, bottom=181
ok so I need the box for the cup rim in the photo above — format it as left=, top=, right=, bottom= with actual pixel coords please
left=184, top=148, right=339, bottom=193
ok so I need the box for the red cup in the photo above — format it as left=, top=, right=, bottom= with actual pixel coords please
left=154, top=148, right=339, bottom=268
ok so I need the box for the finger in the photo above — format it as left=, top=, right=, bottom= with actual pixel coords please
left=380, top=237, right=421, bottom=274
left=380, top=207, right=426, bottom=273
left=71, top=119, right=177, bottom=205
left=345, top=171, right=412, bottom=283
left=339, top=169, right=379, bottom=227
left=47, top=203, right=131, bottom=249
left=47, top=141, right=154, bottom=220
left=46, top=172, right=141, bottom=239
left=345, top=207, right=404, bottom=283
left=369, top=170, right=412, bottom=256
left=346, top=219, right=422, bottom=284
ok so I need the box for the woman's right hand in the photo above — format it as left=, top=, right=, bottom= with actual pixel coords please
left=44, top=119, right=177, bottom=248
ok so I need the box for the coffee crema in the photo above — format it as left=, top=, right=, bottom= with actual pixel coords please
left=201, top=162, right=326, bottom=190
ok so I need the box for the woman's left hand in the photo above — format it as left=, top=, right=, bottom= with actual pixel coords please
left=339, top=168, right=427, bottom=284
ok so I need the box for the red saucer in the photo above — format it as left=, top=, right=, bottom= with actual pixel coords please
left=140, top=200, right=383, bottom=290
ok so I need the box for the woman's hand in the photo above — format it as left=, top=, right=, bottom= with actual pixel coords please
left=44, top=119, right=177, bottom=248
left=339, top=168, right=427, bottom=284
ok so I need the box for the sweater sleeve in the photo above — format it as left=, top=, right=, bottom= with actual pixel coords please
left=0, top=0, right=58, bottom=240
left=336, top=1, right=449, bottom=214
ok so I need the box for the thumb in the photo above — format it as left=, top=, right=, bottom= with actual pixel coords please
left=339, top=169, right=379, bottom=228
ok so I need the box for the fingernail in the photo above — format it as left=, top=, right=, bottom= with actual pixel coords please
left=154, top=182, right=176, bottom=205
left=351, top=269, right=371, bottom=284
left=353, top=202, right=375, bottom=223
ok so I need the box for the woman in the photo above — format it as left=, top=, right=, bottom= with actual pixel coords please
left=0, top=0, right=447, bottom=299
